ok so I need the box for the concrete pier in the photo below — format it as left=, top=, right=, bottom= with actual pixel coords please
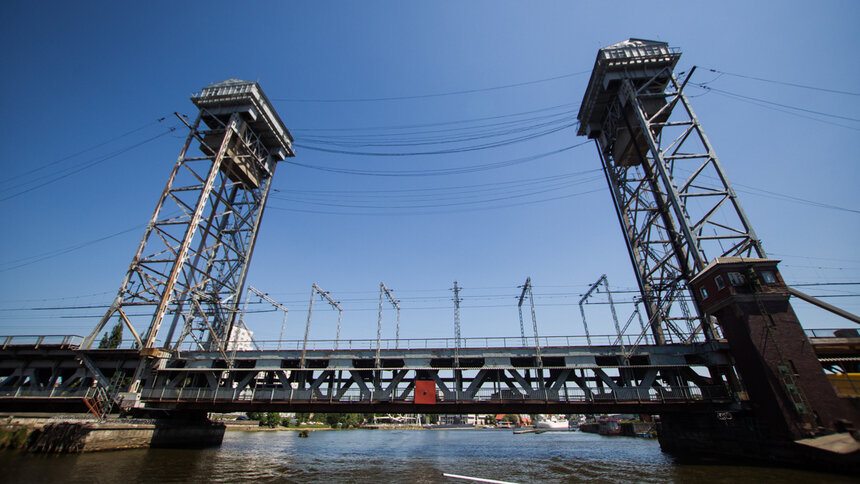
left=0, top=414, right=225, bottom=453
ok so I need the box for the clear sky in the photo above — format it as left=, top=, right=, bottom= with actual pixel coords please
left=1, top=1, right=858, bottom=346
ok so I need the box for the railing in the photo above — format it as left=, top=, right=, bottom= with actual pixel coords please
left=1, top=329, right=853, bottom=353
left=0, top=386, right=98, bottom=399
left=600, top=44, right=680, bottom=62
left=0, top=335, right=84, bottom=350
left=194, top=81, right=255, bottom=99
left=805, top=328, right=860, bottom=339
left=176, top=334, right=662, bottom=353
left=139, top=384, right=726, bottom=405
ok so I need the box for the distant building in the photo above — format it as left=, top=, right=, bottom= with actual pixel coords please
left=226, top=325, right=255, bottom=351
left=437, top=414, right=491, bottom=426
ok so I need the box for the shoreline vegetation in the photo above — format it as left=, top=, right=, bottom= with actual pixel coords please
left=219, top=412, right=499, bottom=431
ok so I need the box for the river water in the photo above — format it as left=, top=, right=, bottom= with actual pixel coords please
left=1, top=429, right=853, bottom=483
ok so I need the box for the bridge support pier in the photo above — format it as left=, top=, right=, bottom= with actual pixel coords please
left=662, top=258, right=860, bottom=471
left=2, top=411, right=224, bottom=453
left=658, top=411, right=858, bottom=472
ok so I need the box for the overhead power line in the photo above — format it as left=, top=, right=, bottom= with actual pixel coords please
left=291, top=102, right=578, bottom=132
left=268, top=187, right=606, bottom=216
left=0, top=224, right=144, bottom=274
left=294, top=120, right=578, bottom=156
left=0, top=117, right=168, bottom=189
left=704, top=67, right=860, bottom=97
left=689, top=84, right=860, bottom=132
left=734, top=185, right=860, bottom=215
left=272, top=70, right=590, bottom=103
left=0, top=127, right=177, bottom=202
left=673, top=166, right=860, bottom=216
left=274, top=169, right=602, bottom=201
left=297, top=111, right=578, bottom=147
left=272, top=175, right=602, bottom=210
left=692, top=83, right=859, bottom=122
left=285, top=142, right=590, bottom=176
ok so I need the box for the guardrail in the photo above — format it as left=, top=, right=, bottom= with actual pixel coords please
left=1, top=329, right=853, bottom=353
left=805, top=328, right=859, bottom=339
left=0, top=335, right=84, bottom=350
left=175, top=334, right=664, bottom=353
left=0, top=386, right=97, bottom=399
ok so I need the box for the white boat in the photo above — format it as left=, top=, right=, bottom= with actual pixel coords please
left=534, top=415, right=570, bottom=430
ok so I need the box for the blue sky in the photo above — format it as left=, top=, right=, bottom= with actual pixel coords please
left=1, top=1, right=858, bottom=345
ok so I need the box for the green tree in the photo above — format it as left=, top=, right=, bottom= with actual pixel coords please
left=98, top=322, right=123, bottom=349
left=323, top=413, right=362, bottom=428
left=264, top=412, right=280, bottom=428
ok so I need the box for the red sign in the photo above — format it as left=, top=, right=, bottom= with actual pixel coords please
left=415, top=380, right=436, bottom=404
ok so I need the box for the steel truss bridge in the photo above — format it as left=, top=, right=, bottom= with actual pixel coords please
left=2, top=42, right=859, bottom=473
left=1, top=331, right=857, bottom=416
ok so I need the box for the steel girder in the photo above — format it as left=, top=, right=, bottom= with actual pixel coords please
left=135, top=343, right=736, bottom=414
left=1, top=337, right=854, bottom=414
left=596, top=71, right=765, bottom=346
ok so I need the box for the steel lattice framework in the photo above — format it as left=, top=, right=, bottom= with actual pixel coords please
left=578, top=39, right=765, bottom=346
left=83, top=80, right=294, bottom=358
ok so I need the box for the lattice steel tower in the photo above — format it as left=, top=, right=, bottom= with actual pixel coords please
left=84, top=79, right=294, bottom=355
left=577, top=39, right=765, bottom=345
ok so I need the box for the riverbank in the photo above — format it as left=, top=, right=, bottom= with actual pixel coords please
left=222, top=422, right=332, bottom=432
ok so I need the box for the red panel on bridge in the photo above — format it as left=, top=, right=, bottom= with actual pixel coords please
left=415, top=380, right=436, bottom=404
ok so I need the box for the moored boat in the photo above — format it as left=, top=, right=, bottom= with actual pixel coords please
left=535, top=415, right=570, bottom=430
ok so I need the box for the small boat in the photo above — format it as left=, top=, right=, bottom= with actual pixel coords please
left=535, top=415, right=570, bottom=430
left=513, top=428, right=546, bottom=435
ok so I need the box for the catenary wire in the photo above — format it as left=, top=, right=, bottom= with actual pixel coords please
left=704, top=67, right=860, bottom=97
left=0, top=127, right=177, bottom=202
left=0, top=117, right=168, bottom=187
left=272, top=70, right=590, bottom=103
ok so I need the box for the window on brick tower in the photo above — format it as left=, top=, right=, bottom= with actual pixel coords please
left=727, top=272, right=744, bottom=286
left=761, top=271, right=777, bottom=284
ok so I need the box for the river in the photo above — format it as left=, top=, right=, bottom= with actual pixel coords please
left=1, top=429, right=853, bottom=483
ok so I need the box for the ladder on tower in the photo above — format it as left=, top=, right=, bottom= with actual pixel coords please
left=748, top=269, right=814, bottom=423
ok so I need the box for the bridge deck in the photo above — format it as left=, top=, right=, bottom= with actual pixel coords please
left=0, top=333, right=856, bottom=415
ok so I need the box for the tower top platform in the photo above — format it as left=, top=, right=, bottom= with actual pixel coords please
left=577, top=39, right=681, bottom=138
left=191, top=79, right=294, bottom=161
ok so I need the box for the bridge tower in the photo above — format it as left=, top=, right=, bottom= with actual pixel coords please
left=83, top=80, right=294, bottom=363
left=578, top=40, right=859, bottom=467
left=577, top=39, right=765, bottom=345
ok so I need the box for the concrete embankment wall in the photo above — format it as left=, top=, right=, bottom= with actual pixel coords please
left=578, top=421, right=654, bottom=437
left=0, top=416, right=225, bottom=453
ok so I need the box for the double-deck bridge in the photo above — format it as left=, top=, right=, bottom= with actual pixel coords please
left=1, top=331, right=856, bottom=417
left=1, top=39, right=859, bottom=468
